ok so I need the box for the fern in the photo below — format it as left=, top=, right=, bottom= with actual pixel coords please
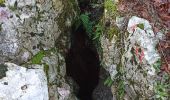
left=80, top=13, right=93, bottom=38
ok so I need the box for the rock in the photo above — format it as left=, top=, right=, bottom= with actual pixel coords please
left=0, top=63, right=48, bottom=100
left=0, top=0, right=78, bottom=64
left=102, top=0, right=165, bottom=98
left=122, top=16, right=163, bottom=99
left=101, top=14, right=164, bottom=99
left=0, top=0, right=79, bottom=99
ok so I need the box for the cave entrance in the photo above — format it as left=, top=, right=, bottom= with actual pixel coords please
left=65, top=24, right=100, bottom=100
left=65, top=0, right=112, bottom=100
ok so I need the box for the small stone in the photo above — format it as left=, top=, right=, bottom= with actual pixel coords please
left=21, top=85, right=28, bottom=90
left=4, top=82, right=8, bottom=85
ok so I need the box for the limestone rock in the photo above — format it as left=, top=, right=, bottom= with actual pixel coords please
left=0, top=63, right=48, bottom=100
left=0, top=0, right=79, bottom=99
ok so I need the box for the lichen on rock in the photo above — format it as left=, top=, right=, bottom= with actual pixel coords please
left=0, top=0, right=79, bottom=99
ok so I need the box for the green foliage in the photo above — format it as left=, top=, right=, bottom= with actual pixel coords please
left=0, top=0, right=5, bottom=7
left=137, top=23, right=144, bottom=30
left=117, top=80, right=125, bottom=100
left=93, top=24, right=103, bottom=40
left=30, top=48, right=56, bottom=64
left=78, top=13, right=103, bottom=53
left=114, top=62, right=126, bottom=99
left=105, top=0, right=118, bottom=17
left=104, top=76, right=113, bottom=87
left=31, top=50, right=45, bottom=64
left=28, top=48, right=56, bottom=83
left=154, top=82, right=169, bottom=100
left=106, top=26, right=119, bottom=41
left=93, top=23, right=103, bottom=53
left=0, top=0, right=4, bottom=4
left=153, top=59, right=161, bottom=73
left=80, top=13, right=94, bottom=37
left=153, top=59, right=170, bottom=99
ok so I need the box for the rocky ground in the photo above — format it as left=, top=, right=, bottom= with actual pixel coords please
left=0, top=0, right=169, bottom=100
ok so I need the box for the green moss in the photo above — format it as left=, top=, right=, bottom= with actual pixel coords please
left=30, top=48, right=56, bottom=64
left=104, top=0, right=118, bottom=18
left=137, top=23, right=144, bottom=30
left=0, top=0, right=4, bottom=4
left=0, top=0, right=5, bottom=7
left=31, top=50, right=45, bottom=64
left=106, top=26, right=120, bottom=41
left=28, top=48, right=57, bottom=83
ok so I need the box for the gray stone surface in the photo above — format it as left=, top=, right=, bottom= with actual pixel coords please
left=0, top=63, right=48, bottom=100
left=101, top=1, right=164, bottom=99
left=0, top=0, right=79, bottom=100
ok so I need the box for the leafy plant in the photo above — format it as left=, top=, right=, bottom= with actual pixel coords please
left=80, top=13, right=94, bottom=38
left=117, top=80, right=125, bottom=100
left=93, top=24, right=103, bottom=40
left=78, top=13, right=103, bottom=53
left=104, top=0, right=118, bottom=17
left=154, top=82, right=169, bottom=100
left=31, top=50, right=45, bottom=64
left=30, top=48, right=55, bottom=64
left=153, top=59, right=161, bottom=73
left=104, top=76, right=113, bottom=87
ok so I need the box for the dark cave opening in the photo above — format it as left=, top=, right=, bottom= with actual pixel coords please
left=65, top=0, right=106, bottom=99
left=65, top=24, right=100, bottom=100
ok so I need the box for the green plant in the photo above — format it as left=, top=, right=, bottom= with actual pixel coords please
left=106, top=26, right=120, bottom=41
left=80, top=13, right=94, bottom=38
left=153, top=59, right=161, bottom=73
left=31, top=50, right=45, bottom=64
left=104, top=76, right=113, bottom=87
left=117, top=80, right=125, bottom=100
left=154, top=82, right=169, bottom=100
left=137, top=23, right=144, bottom=30
left=152, top=59, right=170, bottom=99
left=104, top=0, right=118, bottom=17
left=93, top=24, right=103, bottom=40
left=0, top=0, right=4, bottom=4
left=0, top=0, right=5, bottom=6
left=77, top=13, right=103, bottom=53
left=28, top=48, right=56, bottom=83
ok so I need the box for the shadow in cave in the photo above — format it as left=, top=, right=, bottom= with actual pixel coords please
left=65, top=24, right=100, bottom=100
